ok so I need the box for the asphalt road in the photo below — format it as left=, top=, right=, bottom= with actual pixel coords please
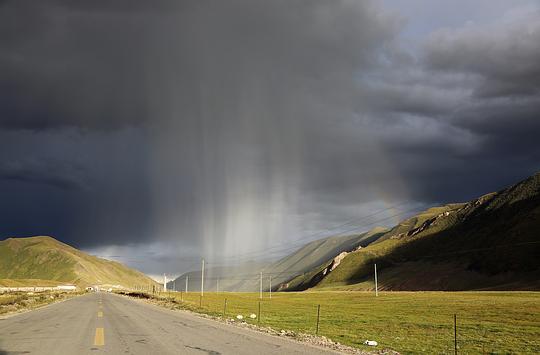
left=0, top=293, right=338, bottom=354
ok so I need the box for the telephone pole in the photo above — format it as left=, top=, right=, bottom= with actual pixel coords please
left=374, top=263, right=378, bottom=297
left=201, top=258, right=205, bottom=297
left=185, top=275, right=189, bottom=293
left=164, top=273, right=167, bottom=292
left=259, top=271, right=263, bottom=299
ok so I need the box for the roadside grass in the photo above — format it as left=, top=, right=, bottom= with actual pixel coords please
left=147, top=290, right=539, bottom=354
left=0, top=291, right=81, bottom=316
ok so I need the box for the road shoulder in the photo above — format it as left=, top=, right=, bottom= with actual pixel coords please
left=114, top=292, right=395, bottom=354
left=0, top=291, right=85, bottom=320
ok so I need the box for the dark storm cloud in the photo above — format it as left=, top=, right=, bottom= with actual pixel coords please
left=418, top=14, right=540, bottom=165
left=0, top=159, right=87, bottom=191
left=424, top=12, right=540, bottom=98
left=0, top=0, right=398, bottom=131
left=0, top=0, right=539, bottom=274
left=0, top=0, right=152, bottom=130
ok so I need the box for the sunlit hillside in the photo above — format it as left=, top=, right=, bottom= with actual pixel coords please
left=0, top=236, right=158, bottom=288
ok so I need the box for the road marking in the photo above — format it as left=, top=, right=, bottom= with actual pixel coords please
left=94, top=328, right=105, bottom=346
left=98, top=311, right=103, bottom=317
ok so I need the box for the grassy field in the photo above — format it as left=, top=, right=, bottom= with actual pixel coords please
left=148, top=290, right=540, bottom=354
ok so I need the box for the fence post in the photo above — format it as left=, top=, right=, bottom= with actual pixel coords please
left=316, top=304, right=321, bottom=335
left=258, top=301, right=261, bottom=324
left=454, top=314, right=458, bottom=355
left=223, top=298, right=227, bottom=318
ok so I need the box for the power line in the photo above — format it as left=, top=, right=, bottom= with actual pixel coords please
left=102, top=201, right=418, bottom=277
left=169, top=241, right=540, bottom=284
left=168, top=204, right=423, bottom=285
left=207, top=201, right=416, bottom=265
left=213, top=204, right=424, bottom=268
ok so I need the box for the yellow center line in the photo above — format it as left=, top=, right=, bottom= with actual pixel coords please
left=94, top=328, right=105, bottom=346
left=97, top=311, right=103, bottom=317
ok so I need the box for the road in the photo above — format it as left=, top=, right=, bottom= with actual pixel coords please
left=0, top=293, right=338, bottom=354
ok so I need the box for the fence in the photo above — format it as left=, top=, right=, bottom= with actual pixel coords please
left=121, top=290, right=540, bottom=354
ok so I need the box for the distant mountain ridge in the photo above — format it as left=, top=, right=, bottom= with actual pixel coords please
left=0, top=236, right=158, bottom=288
left=169, top=226, right=389, bottom=292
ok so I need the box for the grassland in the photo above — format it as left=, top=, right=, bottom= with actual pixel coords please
left=143, top=290, right=539, bottom=354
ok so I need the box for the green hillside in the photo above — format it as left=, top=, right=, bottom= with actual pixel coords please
left=307, top=172, right=540, bottom=291
left=0, top=236, right=158, bottom=288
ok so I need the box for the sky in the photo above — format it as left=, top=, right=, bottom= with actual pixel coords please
left=1, top=0, right=539, bottom=278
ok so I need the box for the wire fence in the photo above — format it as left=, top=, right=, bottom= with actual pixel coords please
left=119, top=289, right=540, bottom=354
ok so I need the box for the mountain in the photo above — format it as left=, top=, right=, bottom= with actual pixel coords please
left=0, top=236, right=158, bottom=288
left=263, top=226, right=389, bottom=291
left=289, top=172, right=540, bottom=291
left=169, top=227, right=389, bottom=292
left=167, top=261, right=268, bottom=293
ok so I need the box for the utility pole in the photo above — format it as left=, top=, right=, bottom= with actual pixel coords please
left=374, top=263, right=378, bottom=297
left=164, top=273, right=167, bottom=292
left=186, top=275, right=189, bottom=293
left=269, top=276, right=272, bottom=299
left=201, top=258, right=205, bottom=297
left=454, top=314, right=458, bottom=355
left=259, top=271, right=263, bottom=299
